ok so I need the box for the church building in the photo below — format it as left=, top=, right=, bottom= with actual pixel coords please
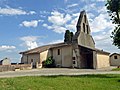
left=20, top=11, right=110, bottom=69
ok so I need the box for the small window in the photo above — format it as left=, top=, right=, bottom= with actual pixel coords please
left=83, top=23, right=85, bottom=32
left=58, top=49, right=60, bottom=55
left=73, top=61, right=76, bottom=64
left=114, top=56, right=118, bottom=59
left=72, top=57, right=75, bottom=60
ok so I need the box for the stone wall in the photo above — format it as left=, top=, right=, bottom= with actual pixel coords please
left=0, top=64, right=32, bottom=72
left=52, top=45, right=72, bottom=67
left=96, top=53, right=110, bottom=69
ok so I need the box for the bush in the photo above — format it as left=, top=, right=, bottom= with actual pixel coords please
left=42, top=56, right=55, bottom=68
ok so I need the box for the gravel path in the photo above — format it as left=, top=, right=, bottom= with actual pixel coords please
left=0, top=67, right=119, bottom=78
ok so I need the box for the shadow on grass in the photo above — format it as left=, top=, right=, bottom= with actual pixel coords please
left=41, top=74, right=119, bottom=79
left=117, top=80, right=120, bottom=82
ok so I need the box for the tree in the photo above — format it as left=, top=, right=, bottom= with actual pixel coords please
left=105, top=0, right=120, bottom=48
left=111, top=26, right=120, bottom=48
left=64, top=30, right=74, bottom=43
left=70, top=32, right=74, bottom=41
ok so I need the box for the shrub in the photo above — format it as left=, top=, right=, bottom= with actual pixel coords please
left=42, top=56, right=55, bottom=68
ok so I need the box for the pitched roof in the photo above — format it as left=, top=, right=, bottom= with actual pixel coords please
left=76, top=10, right=85, bottom=27
left=19, top=42, right=70, bottom=54
left=110, top=53, right=120, bottom=57
left=96, top=48, right=110, bottom=55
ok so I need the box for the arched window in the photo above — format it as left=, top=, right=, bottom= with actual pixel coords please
left=83, top=23, right=85, bottom=33
left=84, top=15, right=86, bottom=23
left=86, top=25, right=89, bottom=34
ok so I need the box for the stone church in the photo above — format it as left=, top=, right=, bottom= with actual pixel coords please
left=20, top=11, right=110, bottom=69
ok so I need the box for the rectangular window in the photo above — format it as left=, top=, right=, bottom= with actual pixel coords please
left=114, top=56, right=118, bottom=59
left=58, top=49, right=60, bottom=55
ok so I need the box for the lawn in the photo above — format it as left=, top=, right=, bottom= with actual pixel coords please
left=0, top=74, right=120, bottom=90
left=112, top=68, right=120, bottom=71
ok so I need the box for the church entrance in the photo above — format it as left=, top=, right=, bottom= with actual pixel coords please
left=79, top=46, right=94, bottom=69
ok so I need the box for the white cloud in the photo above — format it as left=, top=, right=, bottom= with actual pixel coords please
left=81, top=0, right=105, bottom=2
left=20, top=36, right=39, bottom=50
left=43, top=10, right=73, bottom=33
left=65, top=17, right=78, bottom=31
left=67, top=4, right=78, bottom=8
left=43, top=23, right=67, bottom=33
left=20, top=20, right=42, bottom=28
left=93, top=32, right=110, bottom=41
left=96, top=0, right=105, bottom=2
left=94, top=37, right=119, bottom=53
left=0, top=45, right=16, bottom=51
left=29, top=11, right=36, bottom=14
left=87, top=13, right=95, bottom=18
left=0, top=7, right=36, bottom=16
left=48, top=40, right=63, bottom=44
left=92, top=29, right=119, bottom=53
left=90, top=13, right=114, bottom=33
left=48, top=11, right=71, bottom=26
left=82, top=3, right=96, bottom=12
left=43, top=24, right=52, bottom=29
left=40, top=11, right=50, bottom=14
left=64, top=12, right=81, bottom=32
left=64, top=0, right=68, bottom=3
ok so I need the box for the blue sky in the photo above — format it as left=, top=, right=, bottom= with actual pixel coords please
left=0, top=0, right=119, bottom=63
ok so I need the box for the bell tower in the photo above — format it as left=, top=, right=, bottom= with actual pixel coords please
left=73, top=10, right=95, bottom=49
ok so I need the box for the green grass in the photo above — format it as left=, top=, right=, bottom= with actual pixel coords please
left=0, top=74, right=120, bottom=90
left=112, top=68, right=120, bottom=71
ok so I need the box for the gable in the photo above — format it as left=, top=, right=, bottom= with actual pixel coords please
left=77, top=11, right=90, bottom=34
left=110, top=53, right=120, bottom=57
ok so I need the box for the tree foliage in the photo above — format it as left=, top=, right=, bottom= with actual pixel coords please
left=105, top=0, right=120, bottom=48
left=64, top=30, right=74, bottom=43
left=111, top=26, right=120, bottom=48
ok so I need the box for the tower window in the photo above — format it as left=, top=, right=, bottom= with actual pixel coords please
left=83, top=23, right=85, bottom=32
left=86, top=25, right=89, bottom=34
left=58, top=49, right=60, bottom=55
left=84, top=15, right=86, bottom=23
